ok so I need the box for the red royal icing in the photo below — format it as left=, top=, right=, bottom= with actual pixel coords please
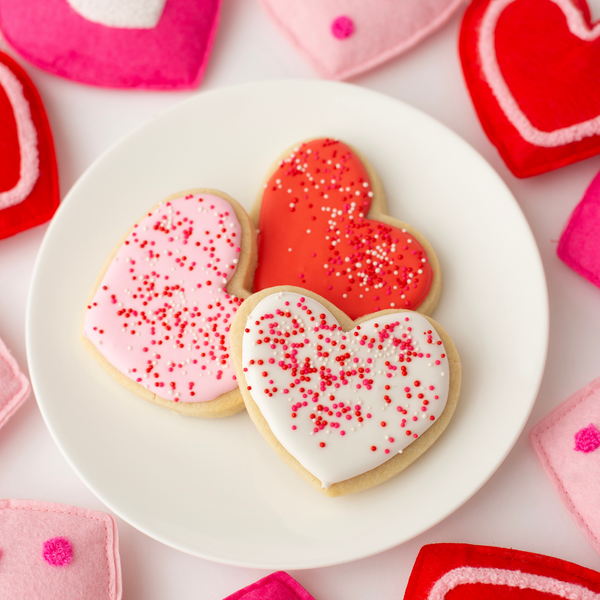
left=253, top=139, right=433, bottom=320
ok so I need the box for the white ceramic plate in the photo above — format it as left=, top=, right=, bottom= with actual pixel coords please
left=27, top=80, right=548, bottom=569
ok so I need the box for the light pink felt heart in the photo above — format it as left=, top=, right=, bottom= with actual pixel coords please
left=0, top=499, right=121, bottom=600
left=0, top=335, right=30, bottom=430
left=260, top=0, right=466, bottom=79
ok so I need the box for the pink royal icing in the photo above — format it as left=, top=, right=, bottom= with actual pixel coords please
left=83, top=194, right=243, bottom=403
left=241, top=291, right=449, bottom=488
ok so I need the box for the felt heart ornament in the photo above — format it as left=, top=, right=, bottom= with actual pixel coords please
left=404, top=543, right=600, bottom=600
left=460, top=0, right=600, bottom=178
left=81, top=189, right=257, bottom=418
left=0, top=0, right=221, bottom=89
left=259, top=0, right=466, bottom=80
left=531, top=377, right=600, bottom=557
left=223, top=572, right=315, bottom=600
left=252, top=138, right=441, bottom=321
left=0, top=51, right=59, bottom=241
left=230, top=288, right=461, bottom=497
left=0, top=335, right=30, bottom=430
left=0, top=499, right=121, bottom=600
left=557, top=169, right=600, bottom=289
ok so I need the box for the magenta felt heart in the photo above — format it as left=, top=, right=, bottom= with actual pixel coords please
left=260, top=0, right=465, bottom=79
left=0, top=0, right=221, bottom=89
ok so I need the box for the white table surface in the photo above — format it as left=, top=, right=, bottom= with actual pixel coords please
left=1, top=1, right=600, bottom=598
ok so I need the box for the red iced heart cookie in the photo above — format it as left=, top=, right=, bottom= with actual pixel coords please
left=0, top=51, right=59, bottom=240
left=82, top=189, right=256, bottom=418
left=405, top=543, right=600, bottom=600
left=230, top=288, right=460, bottom=497
left=252, top=139, right=440, bottom=320
left=460, top=0, right=600, bottom=178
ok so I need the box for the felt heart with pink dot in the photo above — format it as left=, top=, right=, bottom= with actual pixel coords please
left=252, top=138, right=441, bottom=321
left=0, top=499, right=121, bottom=600
left=231, top=288, right=460, bottom=496
left=82, top=190, right=256, bottom=418
left=0, top=0, right=221, bottom=89
left=259, top=0, right=465, bottom=79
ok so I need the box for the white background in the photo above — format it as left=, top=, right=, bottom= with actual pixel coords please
left=1, top=1, right=600, bottom=598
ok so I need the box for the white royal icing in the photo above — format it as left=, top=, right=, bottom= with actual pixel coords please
left=242, top=292, right=449, bottom=488
left=66, top=0, right=167, bottom=29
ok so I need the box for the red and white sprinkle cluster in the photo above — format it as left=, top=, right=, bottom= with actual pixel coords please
left=83, top=194, right=243, bottom=403
left=242, top=291, right=449, bottom=487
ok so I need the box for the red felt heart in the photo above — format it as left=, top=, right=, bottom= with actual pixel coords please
left=252, top=139, right=439, bottom=320
left=405, top=543, right=600, bottom=600
left=460, top=0, right=600, bottom=178
left=0, top=51, right=59, bottom=240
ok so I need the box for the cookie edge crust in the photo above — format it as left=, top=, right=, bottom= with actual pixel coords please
left=80, top=188, right=257, bottom=418
left=250, top=137, right=442, bottom=316
left=230, top=285, right=461, bottom=497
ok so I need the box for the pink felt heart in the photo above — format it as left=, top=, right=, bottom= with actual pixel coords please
left=0, top=499, right=121, bottom=600
left=557, top=168, right=600, bottom=289
left=531, top=377, right=600, bottom=557
left=260, top=0, right=465, bottom=79
left=0, top=0, right=221, bottom=89
left=238, top=290, right=455, bottom=491
left=223, top=572, right=315, bottom=600
left=0, top=335, right=29, bottom=430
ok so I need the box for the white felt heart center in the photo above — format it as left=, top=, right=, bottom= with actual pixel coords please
left=66, top=0, right=167, bottom=29
left=241, top=292, right=449, bottom=488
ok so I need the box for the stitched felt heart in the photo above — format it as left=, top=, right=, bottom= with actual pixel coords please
left=0, top=51, right=59, bottom=240
left=531, top=377, right=600, bottom=558
left=260, top=0, right=465, bottom=80
left=460, top=0, right=600, bottom=177
left=223, top=572, right=315, bottom=600
left=404, top=543, right=600, bottom=600
left=82, top=190, right=256, bottom=418
left=0, top=499, right=121, bottom=600
left=231, top=288, right=460, bottom=497
left=557, top=168, right=600, bottom=289
left=0, top=0, right=221, bottom=89
left=252, top=138, right=440, bottom=321
left=0, top=335, right=30, bottom=430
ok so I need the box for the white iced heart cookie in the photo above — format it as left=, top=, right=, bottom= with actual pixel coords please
left=231, top=288, right=461, bottom=497
left=66, top=0, right=167, bottom=29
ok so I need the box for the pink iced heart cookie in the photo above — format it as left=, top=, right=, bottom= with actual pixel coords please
left=230, top=288, right=461, bottom=496
left=259, top=0, right=466, bottom=79
left=0, top=0, right=221, bottom=89
left=0, top=335, right=30, bottom=430
left=0, top=499, right=121, bottom=600
left=82, top=189, right=256, bottom=418
left=531, top=377, right=600, bottom=557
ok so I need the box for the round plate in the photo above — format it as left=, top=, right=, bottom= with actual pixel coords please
left=27, top=80, right=548, bottom=569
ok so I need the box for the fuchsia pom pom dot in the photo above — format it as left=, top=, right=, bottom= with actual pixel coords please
left=331, top=16, right=354, bottom=40
left=43, top=537, right=73, bottom=566
left=574, top=424, right=600, bottom=454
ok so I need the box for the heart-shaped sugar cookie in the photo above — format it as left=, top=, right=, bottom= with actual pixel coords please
left=260, top=0, right=466, bottom=79
left=230, top=288, right=460, bottom=496
left=82, top=190, right=256, bottom=418
left=252, top=138, right=441, bottom=320
left=460, top=0, right=600, bottom=177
